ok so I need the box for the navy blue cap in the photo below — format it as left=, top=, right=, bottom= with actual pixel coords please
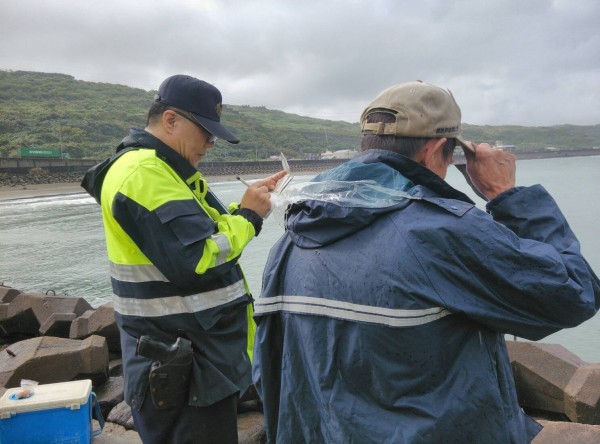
left=154, top=75, right=239, bottom=144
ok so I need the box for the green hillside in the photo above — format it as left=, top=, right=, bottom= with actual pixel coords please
left=1, top=70, right=599, bottom=160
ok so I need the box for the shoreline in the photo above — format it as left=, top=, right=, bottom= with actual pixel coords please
left=0, top=175, right=245, bottom=202
left=4, top=148, right=599, bottom=202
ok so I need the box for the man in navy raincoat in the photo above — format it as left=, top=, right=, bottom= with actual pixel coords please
left=252, top=81, right=600, bottom=443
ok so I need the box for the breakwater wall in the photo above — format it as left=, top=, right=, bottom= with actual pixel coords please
left=1, top=148, right=598, bottom=183
left=0, top=157, right=347, bottom=177
left=198, top=158, right=346, bottom=177
left=452, top=147, right=600, bottom=164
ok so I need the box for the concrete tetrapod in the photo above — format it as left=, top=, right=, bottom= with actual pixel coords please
left=507, top=341, right=600, bottom=425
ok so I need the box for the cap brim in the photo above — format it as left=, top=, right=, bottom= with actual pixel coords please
left=456, top=137, right=475, bottom=153
left=191, top=113, right=240, bottom=144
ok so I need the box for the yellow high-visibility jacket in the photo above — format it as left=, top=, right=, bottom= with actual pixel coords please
left=83, top=129, right=258, bottom=410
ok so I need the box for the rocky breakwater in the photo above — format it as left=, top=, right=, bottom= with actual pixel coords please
left=0, top=284, right=599, bottom=443
left=0, top=285, right=264, bottom=443
left=0, top=170, right=85, bottom=188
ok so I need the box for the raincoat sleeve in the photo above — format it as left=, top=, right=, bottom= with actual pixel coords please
left=419, top=185, right=600, bottom=340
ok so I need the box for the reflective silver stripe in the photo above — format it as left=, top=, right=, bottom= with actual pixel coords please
left=211, top=233, right=231, bottom=266
left=113, top=279, right=246, bottom=317
left=110, top=262, right=168, bottom=283
left=254, top=295, right=451, bottom=327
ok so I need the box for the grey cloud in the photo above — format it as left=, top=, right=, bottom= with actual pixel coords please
left=1, top=0, right=599, bottom=126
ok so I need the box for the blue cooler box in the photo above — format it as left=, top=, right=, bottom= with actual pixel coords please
left=0, top=379, right=96, bottom=443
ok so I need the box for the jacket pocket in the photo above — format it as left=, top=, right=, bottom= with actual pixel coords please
left=155, top=200, right=215, bottom=247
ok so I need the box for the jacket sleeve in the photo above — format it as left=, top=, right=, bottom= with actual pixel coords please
left=110, top=163, right=256, bottom=288
left=419, top=185, right=600, bottom=340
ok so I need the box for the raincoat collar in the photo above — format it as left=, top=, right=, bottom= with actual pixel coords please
left=355, top=149, right=474, bottom=204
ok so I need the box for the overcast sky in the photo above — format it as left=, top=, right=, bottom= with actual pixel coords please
left=1, top=0, right=599, bottom=126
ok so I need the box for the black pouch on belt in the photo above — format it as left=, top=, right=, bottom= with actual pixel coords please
left=136, top=335, right=194, bottom=409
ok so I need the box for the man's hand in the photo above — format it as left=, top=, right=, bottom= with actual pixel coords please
left=463, top=142, right=516, bottom=201
left=239, top=170, right=287, bottom=218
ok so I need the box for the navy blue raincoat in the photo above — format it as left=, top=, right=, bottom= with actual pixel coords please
left=253, top=149, right=600, bottom=443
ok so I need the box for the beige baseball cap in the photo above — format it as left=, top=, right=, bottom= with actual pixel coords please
left=360, top=81, right=474, bottom=152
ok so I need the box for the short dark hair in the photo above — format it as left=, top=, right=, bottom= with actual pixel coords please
left=146, top=101, right=171, bottom=126
left=360, top=112, right=455, bottom=161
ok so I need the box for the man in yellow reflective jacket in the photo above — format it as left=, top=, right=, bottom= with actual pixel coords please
left=82, top=74, right=285, bottom=444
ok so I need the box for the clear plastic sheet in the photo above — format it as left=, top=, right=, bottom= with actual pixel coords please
left=270, top=180, right=416, bottom=220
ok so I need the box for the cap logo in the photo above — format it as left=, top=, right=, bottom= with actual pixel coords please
left=216, top=103, right=222, bottom=117
left=435, top=126, right=459, bottom=134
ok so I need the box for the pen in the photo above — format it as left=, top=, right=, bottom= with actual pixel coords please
left=236, top=176, right=251, bottom=187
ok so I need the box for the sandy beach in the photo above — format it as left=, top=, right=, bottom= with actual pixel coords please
left=0, top=182, right=85, bottom=201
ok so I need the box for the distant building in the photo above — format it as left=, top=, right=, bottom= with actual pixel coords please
left=495, top=141, right=516, bottom=153
left=320, top=149, right=358, bottom=160
left=302, top=152, right=320, bottom=160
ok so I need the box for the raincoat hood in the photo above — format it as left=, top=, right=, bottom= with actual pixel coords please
left=284, top=149, right=473, bottom=248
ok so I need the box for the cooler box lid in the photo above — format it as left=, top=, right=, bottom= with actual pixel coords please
left=0, top=380, right=92, bottom=417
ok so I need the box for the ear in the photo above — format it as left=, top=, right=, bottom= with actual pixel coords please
left=161, top=109, right=179, bottom=134
left=421, top=138, right=447, bottom=168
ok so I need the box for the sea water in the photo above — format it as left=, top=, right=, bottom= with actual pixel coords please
left=1, top=156, right=599, bottom=361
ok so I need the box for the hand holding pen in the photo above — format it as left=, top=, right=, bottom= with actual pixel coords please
left=236, top=176, right=251, bottom=187
left=237, top=170, right=287, bottom=218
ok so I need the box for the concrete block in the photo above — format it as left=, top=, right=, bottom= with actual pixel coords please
left=0, top=306, right=39, bottom=337
left=533, top=419, right=600, bottom=443
left=39, top=312, right=77, bottom=337
left=0, top=335, right=109, bottom=389
left=0, top=286, right=22, bottom=303
left=564, top=365, right=600, bottom=425
left=0, top=292, right=93, bottom=337
left=69, top=302, right=120, bottom=352
left=508, top=341, right=600, bottom=424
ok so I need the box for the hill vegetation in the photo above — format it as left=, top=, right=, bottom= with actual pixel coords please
left=1, top=70, right=599, bottom=161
